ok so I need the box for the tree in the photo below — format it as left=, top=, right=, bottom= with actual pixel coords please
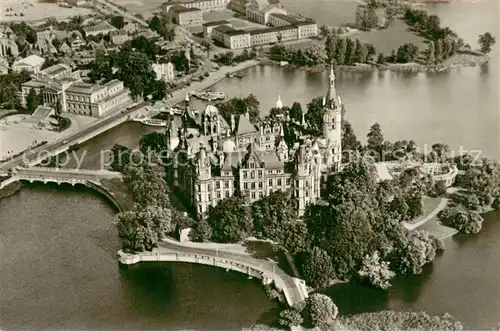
left=116, top=51, right=156, bottom=99
left=300, top=246, right=335, bottom=288
left=393, top=230, right=437, bottom=275
left=251, top=190, right=297, bottom=241
left=149, top=15, right=175, bottom=41
left=147, top=79, right=167, bottom=101
left=344, top=38, right=355, bottom=65
left=478, top=32, right=496, bottom=54
left=396, top=43, right=419, bottom=63
left=217, top=94, right=260, bottom=123
left=26, top=88, right=40, bottom=113
left=290, top=101, right=303, bottom=123
left=435, top=39, right=443, bottom=63
left=109, top=15, right=125, bottom=29
left=115, top=205, right=173, bottom=252
left=139, top=131, right=167, bottom=154
left=366, top=123, right=385, bottom=157
left=123, top=163, right=171, bottom=209
left=358, top=251, right=396, bottom=289
left=353, top=39, right=368, bottom=63
left=342, top=120, right=361, bottom=152
left=335, top=38, right=346, bottom=65
left=307, top=293, right=338, bottom=329
left=279, top=309, right=303, bottom=328
left=191, top=219, right=213, bottom=242
left=304, top=97, right=324, bottom=136
left=427, top=42, right=435, bottom=64
left=376, top=52, right=385, bottom=64
left=304, top=44, right=327, bottom=65
left=278, top=221, right=310, bottom=255
left=207, top=196, right=253, bottom=243
left=201, top=38, right=214, bottom=58
left=319, top=24, right=331, bottom=39
left=325, top=35, right=337, bottom=62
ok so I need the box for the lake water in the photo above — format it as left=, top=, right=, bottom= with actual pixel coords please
left=1, top=0, right=499, bottom=329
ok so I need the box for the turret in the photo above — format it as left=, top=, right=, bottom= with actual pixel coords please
left=322, top=63, right=342, bottom=171
left=297, top=144, right=309, bottom=177
left=197, top=145, right=211, bottom=180
left=230, top=114, right=236, bottom=133
left=276, top=95, right=283, bottom=109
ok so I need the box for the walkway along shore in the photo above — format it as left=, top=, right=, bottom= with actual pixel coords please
left=118, top=236, right=309, bottom=308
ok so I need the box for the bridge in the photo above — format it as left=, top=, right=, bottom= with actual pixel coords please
left=0, top=167, right=129, bottom=210
left=118, top=238, right=309, bottom=308
left=0, top=102, right=147, bottom=173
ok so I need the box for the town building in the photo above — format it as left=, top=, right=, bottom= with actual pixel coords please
left=20, top=65, right=132, bottom=117
left=245, top=0, right=286, bottom=25
left=168, top=5, right=204, bottom=26
left=71, top=35, right=87, bottom=51
left=83, top=20, right=117, bottom=37
left=202, top=20, right=232, bottom=38
left=123, top=22, right=139, bottom=34
left=110, top=29, right=130, bottom=45
left=212, top=25, right=251, bottom=49
left=166, top=65, right=342, bottom=218
left=12, top=55, right=46, bottom=74
left=162, top=0, right=230, bottom=13
left=153, top=62, right=175, bottom=82
left=0, top=36, right=19, bottom=57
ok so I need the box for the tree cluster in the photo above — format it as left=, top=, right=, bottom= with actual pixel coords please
left=114, top=154, right=173, bottom=252
left=325, top=36, right=377, bottom=66
left=0, top=71, right=31, bottom=110
left=149, top=15, right=176, bottom=41
left=213, top=47, right=257, bottom=66
left=438, top=207, right=484, bottom=235
left=216, top=93, right=260, bottom=124
left=478, top=32, right=496, bottom=54
left=269, top=44, right=327, bottom=66
left=356, top=4, right=379, bottom=31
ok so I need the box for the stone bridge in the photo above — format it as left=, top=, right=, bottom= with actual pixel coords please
left=0, top=167, right=129, bottom=211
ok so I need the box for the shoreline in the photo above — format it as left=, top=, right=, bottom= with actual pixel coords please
left=262, top=54, right=489, bottom=74
left=0, top=181, right=22, bottom=199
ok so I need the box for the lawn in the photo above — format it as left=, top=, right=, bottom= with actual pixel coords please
left=410, top=196, right=444, bottom=225
left=349, top=19, right=428, bottom=55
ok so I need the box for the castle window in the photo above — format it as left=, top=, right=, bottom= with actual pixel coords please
left=225, top=191, right=230, bottom=198
left=295, top=190, right=299, bottom=197
left=306, top=190, right=309, bottom=197
left=286, top=178, right=290, bottom=185
left=208, top=193, right=211, bottom=201
left=243, top=171, right=248, bottom=179
left=224, top=180, right=229, bottom=188
left=251, top=171, right=255, bottom=179
left=251, top=192, right=256, bottom=199
left=268, top=179, right=273, bottom=186
left=251, top=182, right=255, bottom=189
left=258, top=182, right=263, bottom=189
left=217, top=191, right=221, bottom=199
left=277, top=178, right=282, bottom=186
left=197, top=194, right=201, bottom=201
left=258, top=170, right=262, bottom=178
left=216, top=181, right=220, bottom=189
left=332, top=122, right=336, bottom=130
left=244, top=182, right=248, bottom=190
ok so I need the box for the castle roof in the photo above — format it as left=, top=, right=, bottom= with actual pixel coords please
left=236, top=114, right=256, bottom=135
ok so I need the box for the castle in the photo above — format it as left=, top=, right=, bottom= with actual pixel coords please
left=166, top=66, right=342, bottom=218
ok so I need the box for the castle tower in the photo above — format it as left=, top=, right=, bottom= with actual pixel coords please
left=195, top=146, right=212, bottom=218
left=296, top=144, right=310, bottom=216
left=322, top=64, right=342, bottom=171
left=276, top=95, right=283, bottom=109
left=276, top=124, right=288, bottom=161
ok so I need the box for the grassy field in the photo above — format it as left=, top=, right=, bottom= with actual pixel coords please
left=349, top=19, right=428, bottom=55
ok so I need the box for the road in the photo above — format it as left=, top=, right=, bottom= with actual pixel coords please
left=93, top=0, right=148, bottom=27
left=0, top=102, right=147, bottom=172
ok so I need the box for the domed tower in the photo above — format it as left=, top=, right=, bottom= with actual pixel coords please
left=276, top=95, right=283, bottom=110
left=322, top=64, right=342, bottom=171
left=202, top=100, right=220, bottom=136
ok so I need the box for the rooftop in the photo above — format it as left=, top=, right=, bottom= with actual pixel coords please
left=66, top=81, right=104, bottom=94
left=270, top=13, right=300, bottom=24
left=203, top=20, right=230, bottom=27
left=169, top=5, right=202, bottom=13
left=40, top=64, right=70, bottom=77
left=236, top=114, right=257, bottom=135
left=84, top=21, right=117, bottom=33
left=14, top=55, right=45, bottom=67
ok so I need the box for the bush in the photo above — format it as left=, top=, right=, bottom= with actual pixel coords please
left=307, top=293, right=338, bottom=329
left=465, top=193, right=481, bottom=210
left=204, top=71, right=209, bottom=77
left=278, top=309, right=303, bottom=328
left=439, top=207, right=484, bottom=234
left=358, top=251, right=396, bottom=290
left=429, top=181, right=447, bottom=197
left=492, top=197, right=500, bottom=210
left=190, top=219, right=212, bottom=242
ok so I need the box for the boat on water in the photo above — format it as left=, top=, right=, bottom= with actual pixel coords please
left=190, top=90, right=225, bottom=101
left=226, top=72, right=246, bottom=78
left=134, top=118, right=169, bottom=127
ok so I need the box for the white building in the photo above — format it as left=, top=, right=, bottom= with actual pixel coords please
left=12, top=55, right=46, bottom=74
left=153, top=62, right=175, bottom=82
